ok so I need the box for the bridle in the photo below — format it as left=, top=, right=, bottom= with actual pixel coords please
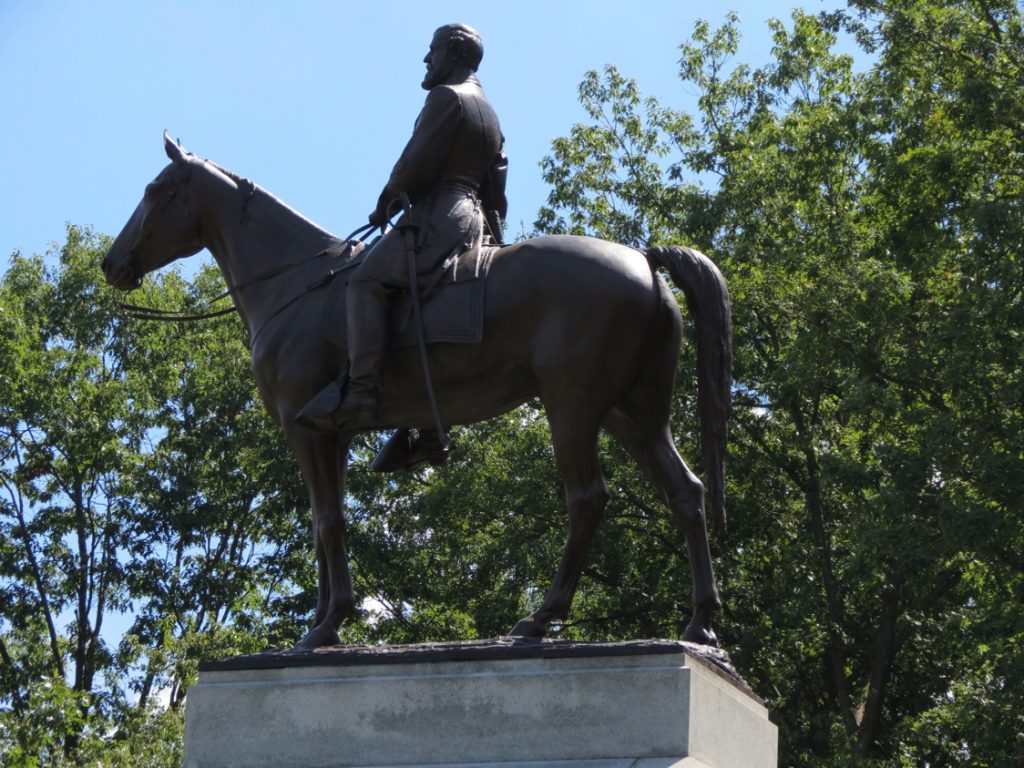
left=118, top=247, right=343, bottom=323
left=117, top=173, right=377, bottom=329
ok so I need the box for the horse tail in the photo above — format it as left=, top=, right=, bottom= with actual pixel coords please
left=645, top=245, right=732, bottom=532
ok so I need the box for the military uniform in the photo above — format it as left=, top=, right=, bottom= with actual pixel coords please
left=355, top=73, right=505, bottom=291
left=297, top=29, right=506, bottom=441
left=342, top=73, right=505, bottom=403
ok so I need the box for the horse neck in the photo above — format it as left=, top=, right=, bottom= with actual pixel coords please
left=195, top=167, right=335, bottom=335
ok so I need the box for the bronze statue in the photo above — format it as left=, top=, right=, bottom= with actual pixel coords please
left=299, top=23, right=509, bottom=471
left=102, top=31, right=731, bottom=650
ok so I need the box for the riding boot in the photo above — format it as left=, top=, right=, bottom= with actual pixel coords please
left=295, top=280, right=388, bottom=432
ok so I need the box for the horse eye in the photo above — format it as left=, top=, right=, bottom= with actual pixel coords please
left=144, top=182, right=160, bottom=200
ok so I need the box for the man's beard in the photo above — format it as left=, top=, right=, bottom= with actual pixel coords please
left=422, top=62, right=451, bottom=89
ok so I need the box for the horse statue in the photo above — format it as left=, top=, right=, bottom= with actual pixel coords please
left=102, top=134, right=732, bottom=649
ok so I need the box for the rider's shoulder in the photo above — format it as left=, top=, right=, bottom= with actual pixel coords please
left=422, top=84, right=465, bottom=113
left=433, top=77, right=484, bottom=103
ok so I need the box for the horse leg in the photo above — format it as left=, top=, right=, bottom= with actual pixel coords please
left=604, top=410, right=721, bottom=646
left=509, top=407, right=608, bottom=639
left=288, top=430, right=358, bottom=649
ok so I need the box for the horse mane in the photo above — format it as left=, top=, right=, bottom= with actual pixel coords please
left=202, top=158, right=336, bottom=241
left=206, top=159, right=252, bottom=192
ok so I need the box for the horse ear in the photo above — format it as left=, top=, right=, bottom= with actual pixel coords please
left=163, top=131, right=189, bottom=164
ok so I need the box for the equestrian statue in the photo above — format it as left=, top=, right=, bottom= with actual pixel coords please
left=102, top=24, right=732, bottom=650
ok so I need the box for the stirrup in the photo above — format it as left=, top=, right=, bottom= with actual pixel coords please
left=370, top=429, right=450, bottom=473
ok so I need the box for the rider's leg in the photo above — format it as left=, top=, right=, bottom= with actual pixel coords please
left=337, top=275, right=388, bottom=412
left=296, top=196, right=478, bottom=434
left=296, top=230, right=408, bottom=432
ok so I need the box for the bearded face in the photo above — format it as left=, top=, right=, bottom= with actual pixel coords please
left=421, top=29, right=456, bottom=89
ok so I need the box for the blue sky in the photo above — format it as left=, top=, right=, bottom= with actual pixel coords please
left=1, top=1, right=845, bottom=273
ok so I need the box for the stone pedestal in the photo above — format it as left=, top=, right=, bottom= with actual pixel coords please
left=184, top=639, right=776, bottom=768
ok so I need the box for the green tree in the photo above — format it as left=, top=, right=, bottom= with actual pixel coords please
left=0, top=228, right=144, bottom=761
left=0, top=228, right=312, bottom=765
left=536, top=2, right=1022, bottom=764
left=4, top=4, right=1022, bottom=765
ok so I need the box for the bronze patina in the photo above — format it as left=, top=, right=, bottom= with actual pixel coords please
left=299, top=24, right=510, bottom=457
left=102, top=28, right=731, bottom=650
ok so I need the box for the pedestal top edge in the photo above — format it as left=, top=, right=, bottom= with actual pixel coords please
left=198, top=638, right=758, bottom=700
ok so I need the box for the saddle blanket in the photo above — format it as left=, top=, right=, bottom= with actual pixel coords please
left=321, top=237, right=498, bottom=350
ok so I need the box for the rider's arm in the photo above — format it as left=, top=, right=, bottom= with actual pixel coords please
left=376, top=86, right=462, bottom=215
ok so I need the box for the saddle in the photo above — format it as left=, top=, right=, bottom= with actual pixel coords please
left=320, top=236, right=498, bottom=350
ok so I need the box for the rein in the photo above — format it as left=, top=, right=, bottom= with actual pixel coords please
left=118, top=250, right=330, bottom=322
left=118, top=222, right=377, bottom=325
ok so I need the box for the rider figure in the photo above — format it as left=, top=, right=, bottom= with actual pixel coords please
left=298, top=23, right=507, bottom=448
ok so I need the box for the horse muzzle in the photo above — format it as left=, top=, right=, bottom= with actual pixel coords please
left=102, top=252, right=142, bottom=291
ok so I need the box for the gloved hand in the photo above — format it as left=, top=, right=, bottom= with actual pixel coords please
left=368, top=192, right=392, bottom=228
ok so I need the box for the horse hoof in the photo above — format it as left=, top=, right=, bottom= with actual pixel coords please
left=507, top=617, right=547, bottom=639
left=294, top=625, right=342, bottom=650
left=682, top=621, right=718, bottom=647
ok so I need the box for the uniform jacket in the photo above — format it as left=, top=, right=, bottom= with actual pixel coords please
left=377, top=74, right=506, bottom=239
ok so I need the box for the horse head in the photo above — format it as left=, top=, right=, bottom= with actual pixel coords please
left=103, top=132, right=205, bottom=291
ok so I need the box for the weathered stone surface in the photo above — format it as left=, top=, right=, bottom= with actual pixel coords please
left=184, top=640, right=776, bottom=768
left=200, top=639, right=754, bottom=698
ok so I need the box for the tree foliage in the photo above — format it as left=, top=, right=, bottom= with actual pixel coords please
left=536, top=1, right=1022, bottom=764
left=2, top=2, right=1022, bottom=765
left=0, top=228, right=311, bottom=765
